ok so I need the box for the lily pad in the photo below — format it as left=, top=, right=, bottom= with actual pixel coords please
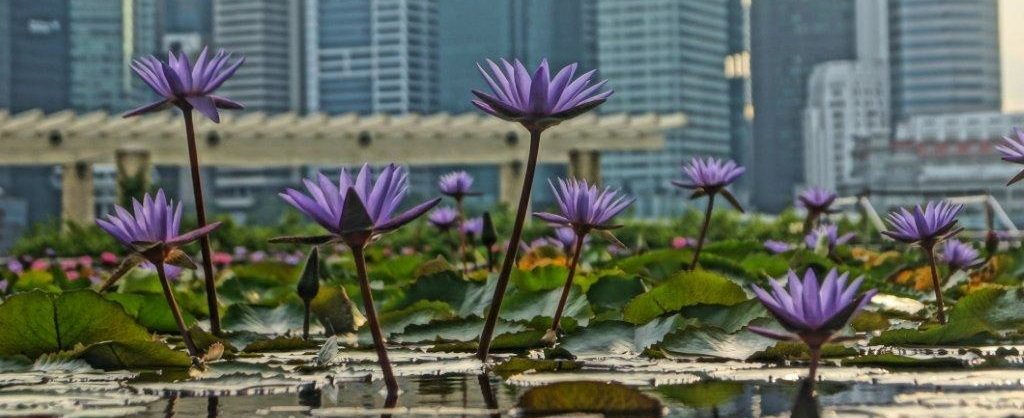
left=517, top=381, right=662, bottom=416
left=106, top=293, right=197, bottom=334
left=0, top=290, right=151, bottom=359
left=841, top=353, right=964, bottom=369
left=242, top=336, right=320, bottom=353
left=493, top=357, right=580, bottom=378
left=622, top=270, right=747, bottom=324
left=657, top=381, right=744, bottom=408
left=78, top=340, right=191, bottom=370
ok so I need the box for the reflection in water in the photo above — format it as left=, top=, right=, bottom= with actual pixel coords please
left=790, top=378, right=820, bottom=418
left=163, top=395, right=178, bottom=418
left=381, top=391, right=398, bottom=418
left=206, top=396, right=219, bottom=418
left=477, top=373, right=501, bottom=418
left=297, top=387, right=321, bottom=409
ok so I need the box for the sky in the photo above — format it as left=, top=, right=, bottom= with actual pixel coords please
left=1002, top=0, right=1023, bottom=112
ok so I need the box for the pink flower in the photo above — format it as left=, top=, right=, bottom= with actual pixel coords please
left=672, top=237, right=689, bottom=249
left=211, top=251, right=233, bottom=267
left=100, top=252, right=119, bottom=266
left=401, top=247, right=416, bottom=255
left=65, top=270, right=81, bottom=281
left=30, top=259, right=50, bottom=271
left=60, top=259, right=78, bottom=271
left=78, top=256, right=93, bottom=267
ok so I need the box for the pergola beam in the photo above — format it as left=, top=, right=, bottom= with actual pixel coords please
left=0, top=110, right=685, bottom=225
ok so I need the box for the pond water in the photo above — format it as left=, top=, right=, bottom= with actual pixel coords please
left=3, top=347, right=1024, bottom=417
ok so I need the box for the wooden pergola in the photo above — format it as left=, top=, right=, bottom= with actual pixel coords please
left=0, top=110, right=685, bottom=224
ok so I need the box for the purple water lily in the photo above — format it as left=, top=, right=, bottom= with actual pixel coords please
left=941, top=239, right=982, bottom=271
left=124, top=47, right=243, bottom=334
left=277, top=164, right=440, bottom=243
left=473, top=59, right=612, bottom=360
left=882, top=200, right=963, bottom=324
left=764, top=240, right=792, bottom=255
left=798, top=187, right=838, bottom=232
left=473, top=59, right=612, bottom=131
left=438, top=171, right=478, bottom=200
left=533, top=178, right=633, bottom=343
left=124, top=47, right=244, bottom=122
left=672, top=157, right=745, bottom=271
left=804, top=224, right=854, bottom=256
left=428, top=207, right=459, bottom=231
left=751, top=268, right=877, bottom=381
left=96, top=190, right=220, bottom=359
left=997, top=127, right=1024, bottom=185
left=882, top=201, right=963, bottom=246
left=274, top=163, right=438, bottom=395
left=461, top=217, right=484, bottom=238
left=534, top=178, right=634, bottom=233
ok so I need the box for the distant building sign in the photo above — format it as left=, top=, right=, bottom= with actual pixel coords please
left=26, top=19, right=62, bottom=35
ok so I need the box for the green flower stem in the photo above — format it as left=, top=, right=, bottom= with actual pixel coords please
left=351, top=245, right=399, bottom=395
left=549, top=231, right=586, bottom=336
left=476, top=129, right=542, bottom=360
left=689, top=194, right=716, bottom=271
left=182, top=110, right=222, bottom=335
left=924, top=246, right=948, bottom=324
left=154, top=261, right=199, bottom=358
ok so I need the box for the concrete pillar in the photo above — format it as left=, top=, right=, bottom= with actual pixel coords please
left=61, top=161, right=95, bottom=226
left=568, top=150, right=601, bottom=183
left=498, top=160, right=523, bottom=208
left=115, top=149, right=152, bottom=204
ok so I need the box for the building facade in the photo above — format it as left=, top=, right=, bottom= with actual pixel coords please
left=214, top=0, right=305, bottom=114
left=750, top=0, right=857, bottom=212
left=0, top=0, right=71, bottom=113
left=306, top=0, right=438, bottom=115
left=726, top=0, right=753, bottom=204
left=861, top=111, right=1024, bottom=225
left=597, top=0, right=731, bottom=218
left=802, top=60, right=889, bottom=194
left=889, top=0, right=1001, bottom=124
left=69, top=0, right=160, bottom=113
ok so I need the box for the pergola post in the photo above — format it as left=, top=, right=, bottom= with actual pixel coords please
left=61, top=161, right=94, bottom=226
left=568, top=150, right=601, bottom=183
left=498, top=160, right=523, bottom=209
left=115, top=149, right=152, bottom=204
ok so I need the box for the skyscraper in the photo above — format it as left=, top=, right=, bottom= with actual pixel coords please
left=750, top=0, right=857, bottom=212
left=726, top=0, right=753, bottom=203
left=597, top=0, right=731, bottom=218
left=68, top=0, right=160, bottom=113
left=436, top=0, right=593, bottom=114
left=889, top=0, right=1001, bottom=123
left=163, top=0, right=212, bottom=55
left=0, top=0, right=70, bottom=113
left=214, top=0, right=305, bottom=114
left=306, top=0, right=438, bottom=115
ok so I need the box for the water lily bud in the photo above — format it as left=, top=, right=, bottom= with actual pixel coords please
left=297, top=247, right=320, bottom=303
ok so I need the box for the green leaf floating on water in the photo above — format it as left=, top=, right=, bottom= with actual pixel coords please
left=869, top=286, right=1024, bottom=346
left=586, top=273, right=646, bottom=311
left=0, top=290, right=151, bottom=359
left=79, top=340, right=191, bottom=370
left=517, top=381, right=662, bottom=416
left=512, top=265, right=570, bottom=292
left=243, top=335, right=321, bottom=353
left=493, top=357, right=580, bottom=378
left=623, top=270, right=747, bottom=324
left=656, top=381, right=744, bottom=408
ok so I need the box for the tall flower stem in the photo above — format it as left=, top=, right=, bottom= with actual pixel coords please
left=803, top=212, right=819, bottom=235
left=301, top=300, right=311, bottom=340
left=155, top=262, right=199, bottom=358
left=807, top=345, right=822, bottom=382
left=549, top=231, right=586, bottom=336
left=923, top=246, right=947, bottom=324
left=182, top=110, right=222, bottom=335
left=456, top=198, right=469, bottom=276
left=351, top=245, right=399, bottom=395
left=476, top=129, right=542, bottom=360
left=689, top=194, right=716, bottom=271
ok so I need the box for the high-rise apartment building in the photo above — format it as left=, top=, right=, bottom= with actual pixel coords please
left=750, top=0, right=857, bottom=212
left=214, top=0, right=305, bottom=114
left=306, top=0, right=438, bottom=114
left=889, top=0, right=1001, bottom=123
left=0, top=0, right=71, bottom=113
left=597, top=0, right=731, bottom=218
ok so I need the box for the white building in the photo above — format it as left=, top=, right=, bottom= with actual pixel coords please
left=802, top=60, right=889, bottom=194
left=861, top=111, right=1024, bottom=224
